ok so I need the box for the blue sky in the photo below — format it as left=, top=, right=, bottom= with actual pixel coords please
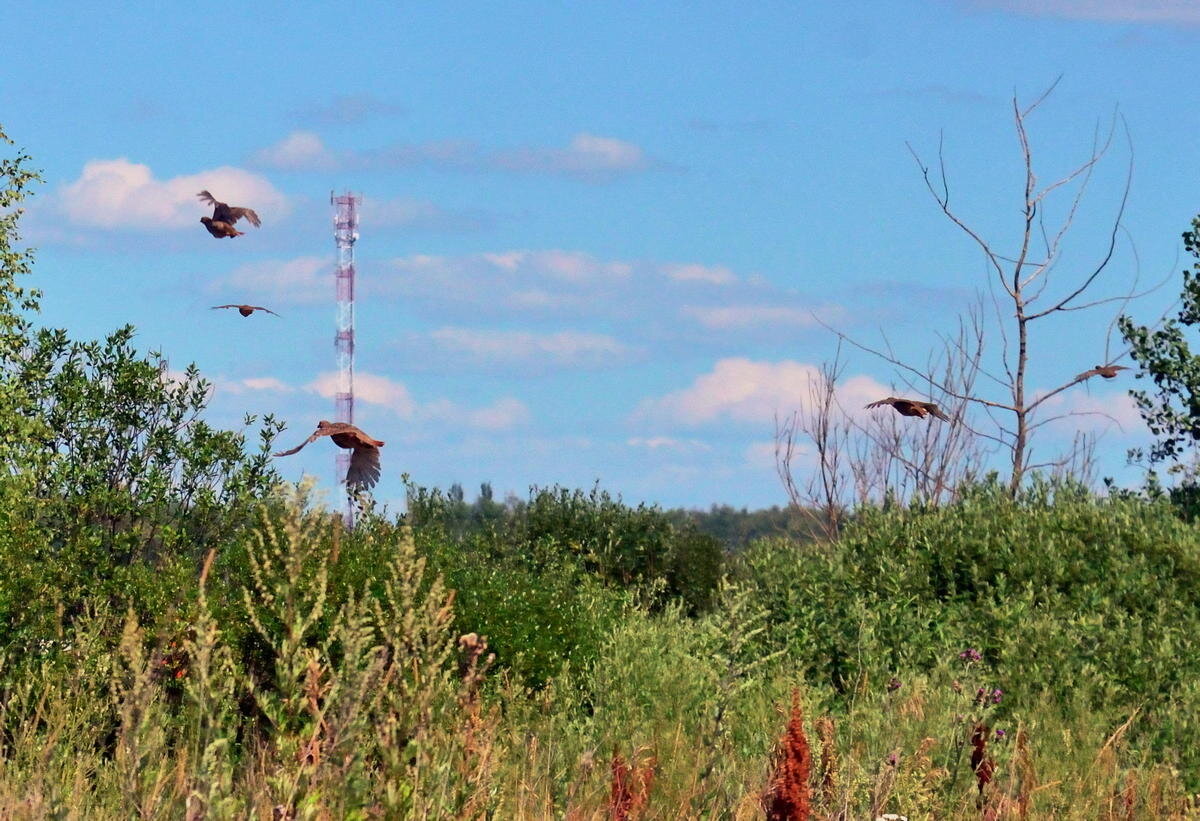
left=2, top=0, right=1198, bottom=509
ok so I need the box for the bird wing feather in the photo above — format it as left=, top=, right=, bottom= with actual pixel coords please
left=1073, top=367, right=1102, bottom=383
left=346, top=445, right=381, bottom=490
left=272, top=429, right=331, bottom=458
left=226, top=206, right=261, bottom=227
left=923, top=402, right=951, bottom=421
left=864, top=398, right=895, bottom=409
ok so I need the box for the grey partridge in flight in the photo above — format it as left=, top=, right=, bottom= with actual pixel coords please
left=1073, top=364, right=1129, bottom=383
left=197, top=190, right=261, bottom=238
left=211, top=304, right=280, bottom=317
left=273, top=421, right=385, bottom=490
left=865, top=397, right=951, bottom=421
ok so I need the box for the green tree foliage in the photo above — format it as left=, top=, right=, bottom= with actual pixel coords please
left=0, top=127, right=282, bottom=649
left=1120, top=214, right=1200, bottom=470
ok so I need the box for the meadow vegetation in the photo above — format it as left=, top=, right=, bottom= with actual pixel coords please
left=3, top=129, right=1200, bottom=818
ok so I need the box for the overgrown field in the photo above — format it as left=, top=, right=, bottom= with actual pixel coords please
left=1, top=478, right=1198, bottom=819
left=4, top=125, right=1200, bottom=818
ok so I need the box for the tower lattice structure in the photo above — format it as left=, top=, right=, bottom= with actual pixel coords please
left=332, top=192, right=360, bottom=525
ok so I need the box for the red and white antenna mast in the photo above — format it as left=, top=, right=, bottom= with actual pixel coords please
left=332, top=191, right=360, bottom=526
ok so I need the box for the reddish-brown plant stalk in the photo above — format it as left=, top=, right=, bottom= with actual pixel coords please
left=763, top=689, right=813, bottom=821
left=608, top=749, right=655, bottom=821
left=971, top=723, right=996, bottom=799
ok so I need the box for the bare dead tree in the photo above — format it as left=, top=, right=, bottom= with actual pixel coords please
left=775, top=329, right=987, bottom=532
left=775, top=355, right=853, bottom=540
left=853, top=311, right=989, bottom=504
left=826, top=84, right=1163, bottom=495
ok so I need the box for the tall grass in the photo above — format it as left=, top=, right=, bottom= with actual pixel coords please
left=0, top=483, right=1196, bottom=817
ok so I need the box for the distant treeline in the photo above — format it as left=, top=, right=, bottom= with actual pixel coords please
left=423, top=482, right=824, bottom=550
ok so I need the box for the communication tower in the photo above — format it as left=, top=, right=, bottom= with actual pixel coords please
left=332, top=191, right=360, bottom=526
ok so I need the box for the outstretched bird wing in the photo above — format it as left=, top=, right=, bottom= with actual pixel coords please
left=250, top=305, right=280, bottom=316
left=346, top=445, right=382, bottom=490
left=864, top=398, right=896, bottom=410
left=225, top=206, right=261, bottom=227
left=211, top=305, right=238, bottom=310
left=1073, top=366, right=1104, bottom=383
left=273, top=428, right=333, bottom=458
left=921, top=402, right=951, bottom=422
left=196, top=191, right=260, bottom=227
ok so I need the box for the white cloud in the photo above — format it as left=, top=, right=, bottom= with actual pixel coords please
left=217, top=256, right=327, bottom=304
left=682, top=304, right=826, bottom=329
left=493, top=133, right=648, bottom=179
left=422, top=396, right=532, bottom=430
left=429, top=327, right=630, bottom=367
left=635, top=358, right=889, bottom=426
left=462, top=397, right=532, bottom=430
left=744, top=440, right=786, bottom=470
left=249, top=131, right=337, bottom=171
left=964, top=0, right=1200, bottom=23
left=306, top=371, right=418, bottom=418
left=217, top=376, right=294, bottom=395
left=663, top=263, right=737, bottom=285
left=627, top=436, right=713, bottom=453
left=383, top=250, right=637, bottom=314
left=248, top=131, right=649, bottom=180
left=57, top=159, right=288, bottom=230
left=302, top=371, right=527, bottom=430
left=1038, top=388, right=1145, bottom=434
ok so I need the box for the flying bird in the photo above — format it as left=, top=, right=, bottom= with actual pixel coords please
left=211, top=304, right=280, bottom=317
left=864, top=397, right=951, bottom=421
left=273, top=421, right=385, bottom=490
left=1074, top=364, right=1129, bottom=382
left=197, top=190, right=261, bottom=238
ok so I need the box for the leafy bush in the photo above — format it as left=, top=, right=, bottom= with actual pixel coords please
left=733, top=476, right=1200, bottom=779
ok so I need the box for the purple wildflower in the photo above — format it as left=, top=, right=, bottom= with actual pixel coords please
left=887, top=677, right=902, bottom=693
left=991, top=688, right=1003, bottom=704
left=995, top=729, right=1007, bottom=739
left=959, top=648, right=982, bottom=664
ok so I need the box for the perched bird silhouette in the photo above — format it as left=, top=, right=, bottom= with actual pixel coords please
left=865, top=397, right=951, bottom=421
left=273, top=421, right=385, bottom=490
left=211, top=304, right=280, bottom=317
left=1074, top=364, right=1129, bottom=382
left=197, top=190, right=261, bottom=238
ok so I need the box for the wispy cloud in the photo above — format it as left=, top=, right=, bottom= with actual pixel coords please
left=428, top=327, right=632, bottom=369
left=363, top=195, right=493, bottom=233
left=627, top=436, right=713, bottom=453
left=634, top=357, right=888, bottom=426
left=292, top=93, right=404, bottom=126
left=215, top=256, right=328, bottom=305
left=960, top=0, right=1200, bottom=23
left=54, top=159, right=289, bottom=230
left=306, top=371, right=418, bottom=417
left=250, top=131, right=651, bottom=180
left=216, top=376, right=294, bottom=395
left=249, top=132, right=338, bottom=171
left=304, top=371, right=529, bottom=431
left=681, top=304, right=834, bottom=329
left=1037, top=387, right=1145, bottom=434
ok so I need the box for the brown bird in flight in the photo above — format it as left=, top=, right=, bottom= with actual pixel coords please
left=197, top=190, right=261, bottom=238
left=211, top=304, right=280, bottom=317
left=865, top=397, right=951, bottom=421
left=273, top=421, right=385, bottom=490
left=1074, top=364, right=1129, bottom=383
